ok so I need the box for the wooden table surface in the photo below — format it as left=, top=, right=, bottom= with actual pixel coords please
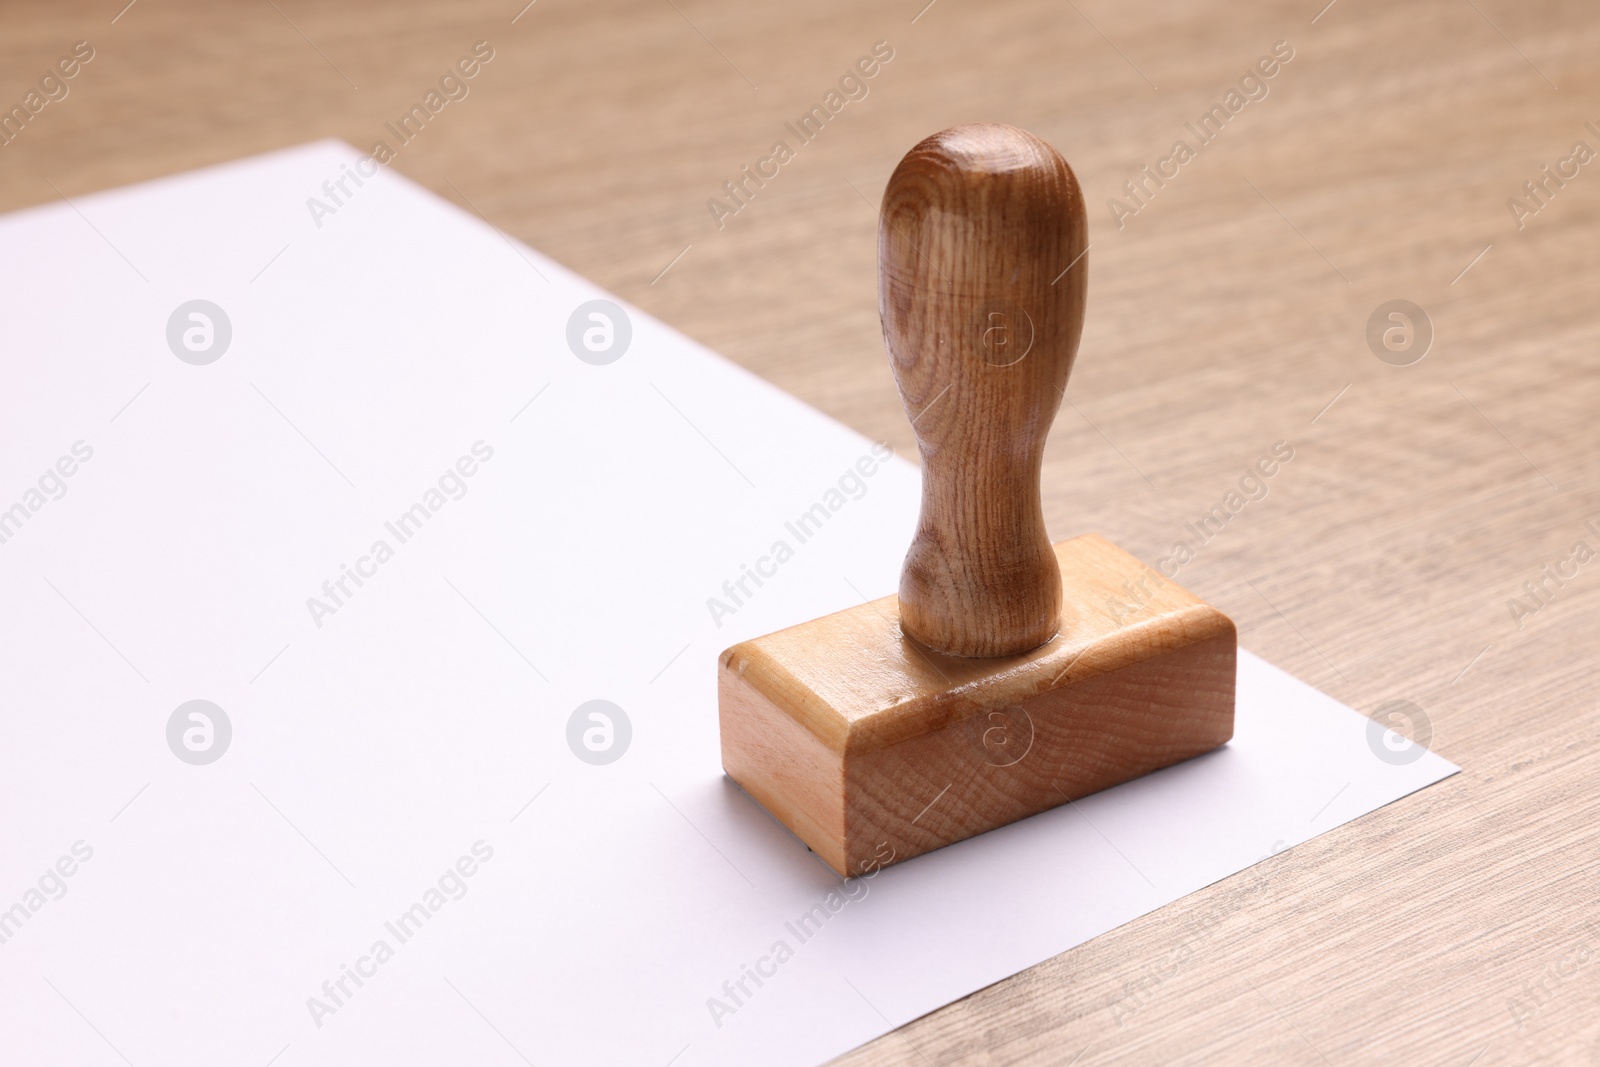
left=5, top=0, right=1597, bottom=1063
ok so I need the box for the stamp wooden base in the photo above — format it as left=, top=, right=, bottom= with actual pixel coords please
left=719, top=535, right=1236, bottom=876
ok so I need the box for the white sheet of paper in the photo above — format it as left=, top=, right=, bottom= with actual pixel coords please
left=0, top=142, right=1456, bottom=1067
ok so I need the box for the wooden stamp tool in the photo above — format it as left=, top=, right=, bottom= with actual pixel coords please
left=719, top=124, right=1236, bottom=877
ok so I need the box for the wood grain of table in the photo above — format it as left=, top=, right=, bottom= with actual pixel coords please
left=4, top=0, right=1597, bottom=1063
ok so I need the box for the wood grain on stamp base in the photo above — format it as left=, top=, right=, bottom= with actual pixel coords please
left=719, top=535, right=1236, bottom=876
left=881, top=124, right=1088, bottom=658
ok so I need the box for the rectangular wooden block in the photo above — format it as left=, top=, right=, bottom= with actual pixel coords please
left=718, top=534, right=1236, bottom=876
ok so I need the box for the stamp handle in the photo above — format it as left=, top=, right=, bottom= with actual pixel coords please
left=879, top=123, right=1088, bottom=657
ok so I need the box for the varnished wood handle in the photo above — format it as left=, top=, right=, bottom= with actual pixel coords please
left=879, top=124, right=1088, bottom=658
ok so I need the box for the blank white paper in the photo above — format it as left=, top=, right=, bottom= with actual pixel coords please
left=0, top=142, right=1456, bottom=1067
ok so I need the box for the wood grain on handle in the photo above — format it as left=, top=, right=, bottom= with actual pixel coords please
left=880, top=124, right=1089, bottom=658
